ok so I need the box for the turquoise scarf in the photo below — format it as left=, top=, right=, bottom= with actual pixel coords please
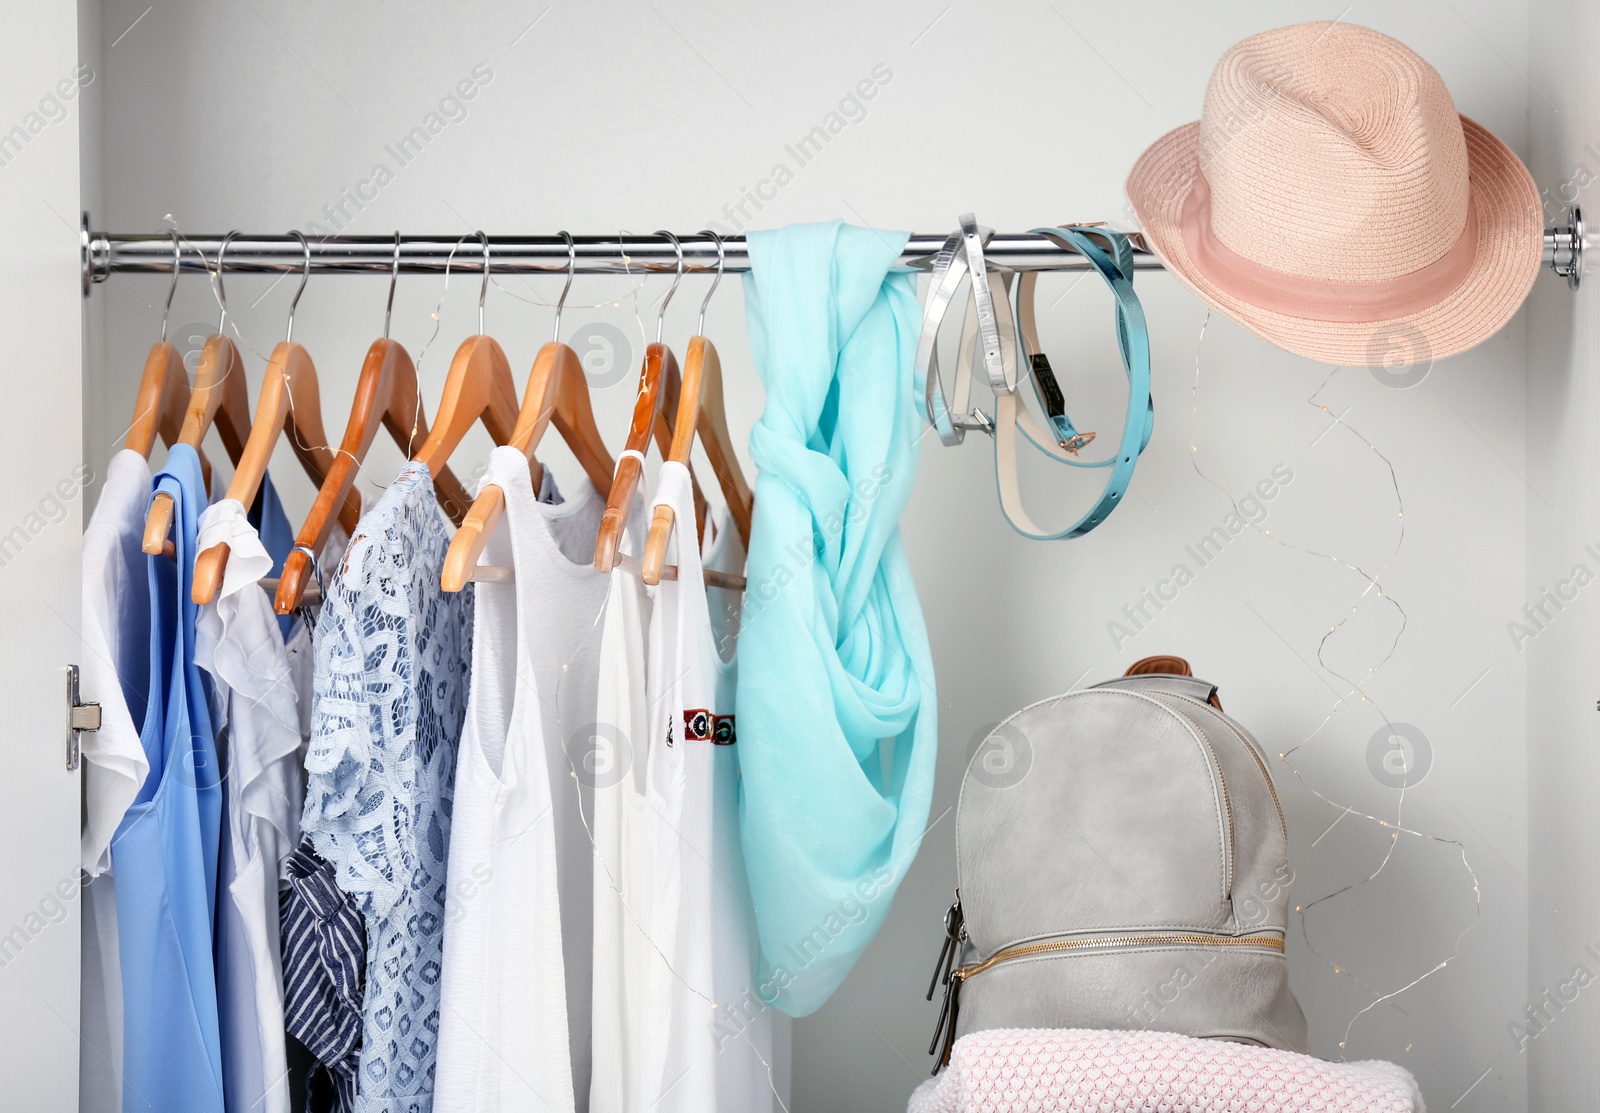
left=736, top=221, right=938, bottom=1016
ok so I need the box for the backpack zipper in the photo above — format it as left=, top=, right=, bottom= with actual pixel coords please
left=1191, top=727, right=1235, bottom=900
left=925, top=893, right=966, bottom=1005
left=1091, top=691, right=1238, bottom=904
left=925, top=893, right=967, bottom=1070
left=956, top=929, right=1284, bottom=984
left=926, top=913, right=1283, bottom=1069
left=1166, top=692, right=1288, bottom=845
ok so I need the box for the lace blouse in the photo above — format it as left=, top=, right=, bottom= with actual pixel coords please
left=302, top=463, right=473, bottom=1113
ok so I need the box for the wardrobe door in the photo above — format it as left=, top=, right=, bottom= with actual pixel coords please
left=0, top=4, right=87, bottom=1108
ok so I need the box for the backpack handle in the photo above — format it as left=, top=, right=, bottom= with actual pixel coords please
left=1113, top=655, right=1223, bottom=710
left=1125, top=654, right=1194, bottom=677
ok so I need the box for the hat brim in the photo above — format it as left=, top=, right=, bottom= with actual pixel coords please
left=1125, top=115, right=1543, bottom=366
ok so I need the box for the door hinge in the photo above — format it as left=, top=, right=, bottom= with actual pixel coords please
left=65, top=664, right=100, bottom=771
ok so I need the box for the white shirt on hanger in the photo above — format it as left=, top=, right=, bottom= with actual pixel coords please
left=81, top=449, right=154, bottom=874
left=436, top=452, right=595, bottom=1113
left=517, top=461, right=619, bottom=1108
left=589, top=516, right=683, bottom=1113
left=596, top=461, right=770, bottom=1113
left=194, top=497, right=329, bottom=1113
left=79, top=448, right=156, bottom=1113
left=644, top=461, right=719, bottom=1113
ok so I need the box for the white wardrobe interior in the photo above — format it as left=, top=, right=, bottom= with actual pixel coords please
left=73, top=0, right=1600, bottom=1109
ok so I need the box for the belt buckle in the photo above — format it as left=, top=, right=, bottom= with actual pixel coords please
left=1057, top=427, right=1096, bottom=455
left=951, top=408, right=994, bottom=436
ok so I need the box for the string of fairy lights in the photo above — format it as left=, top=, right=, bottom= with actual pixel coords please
left=1188, top=309, right=1482, bottom=1058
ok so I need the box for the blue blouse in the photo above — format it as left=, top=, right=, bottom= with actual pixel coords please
left=113, top=443, right=225, bottom=1112
left=301, top=463, right=473, bottom=1113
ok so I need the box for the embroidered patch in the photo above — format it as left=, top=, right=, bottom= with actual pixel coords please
left=712, top=714, right=736, bottom=745
left=684, top=708, right=712, bottom=742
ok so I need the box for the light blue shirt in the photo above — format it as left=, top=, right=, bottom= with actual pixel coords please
left=113, top=442, right=224, bottom=1112
left=736, top=221, right=939, bottom=1016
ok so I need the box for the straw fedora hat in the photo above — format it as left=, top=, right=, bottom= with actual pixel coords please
left=1125, top=21, right=1542, bottom=366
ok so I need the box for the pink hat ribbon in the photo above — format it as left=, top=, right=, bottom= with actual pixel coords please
left=1179, top=168, right=1479, bottom=322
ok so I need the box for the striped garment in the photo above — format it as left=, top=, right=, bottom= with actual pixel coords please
left=281, top=838, right=365, bottom=1113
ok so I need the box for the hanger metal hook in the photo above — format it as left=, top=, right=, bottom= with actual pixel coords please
left=285, top=230, right=311, bottom=345
left=215, top=229, right=239, bottom=335
left=161, top=231, right=180, bottom=343
left=552, top=231, right=575, bottom=344
left=384, top=231, right=400, bottom=340
left=696, top=229, right=725, bottom=337
left=654, top=229, right=683, bottom=344
left=477, top=230, right=490, bottom=335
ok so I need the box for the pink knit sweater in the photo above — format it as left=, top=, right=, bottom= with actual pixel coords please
left=909, top=1029, right=1424, bottom=1113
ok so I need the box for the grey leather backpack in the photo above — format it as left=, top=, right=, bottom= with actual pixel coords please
left=928, top=656, right=1308, bottom=1066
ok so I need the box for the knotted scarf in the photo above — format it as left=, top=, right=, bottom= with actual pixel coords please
left=737, top=221, right=938, bottom=1016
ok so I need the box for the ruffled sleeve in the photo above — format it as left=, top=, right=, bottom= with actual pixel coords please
left=301, top=528, right=412, bottom=922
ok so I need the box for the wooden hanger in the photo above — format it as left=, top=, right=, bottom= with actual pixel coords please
left=593, top=232, right=708, bottom=573
left=410, top=233, right=520, bottom=476
left=641, top=233, right=753, bottom=585
left=128, top=344, right=211, bottom=487
left=274, top=235, right=473, bottom=614
left=143, top=232, right=253, bottom=556
left=442, top=234, right=615, bottom=593
left=125, top=234, right=212, bottom=489
left=192, top=234, right=361, bottom=605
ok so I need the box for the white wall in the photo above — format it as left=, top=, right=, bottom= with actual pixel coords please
left=85, top=1, right=1540, bottom=1108
left=1526, top=1, right=1600, bottom=1110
